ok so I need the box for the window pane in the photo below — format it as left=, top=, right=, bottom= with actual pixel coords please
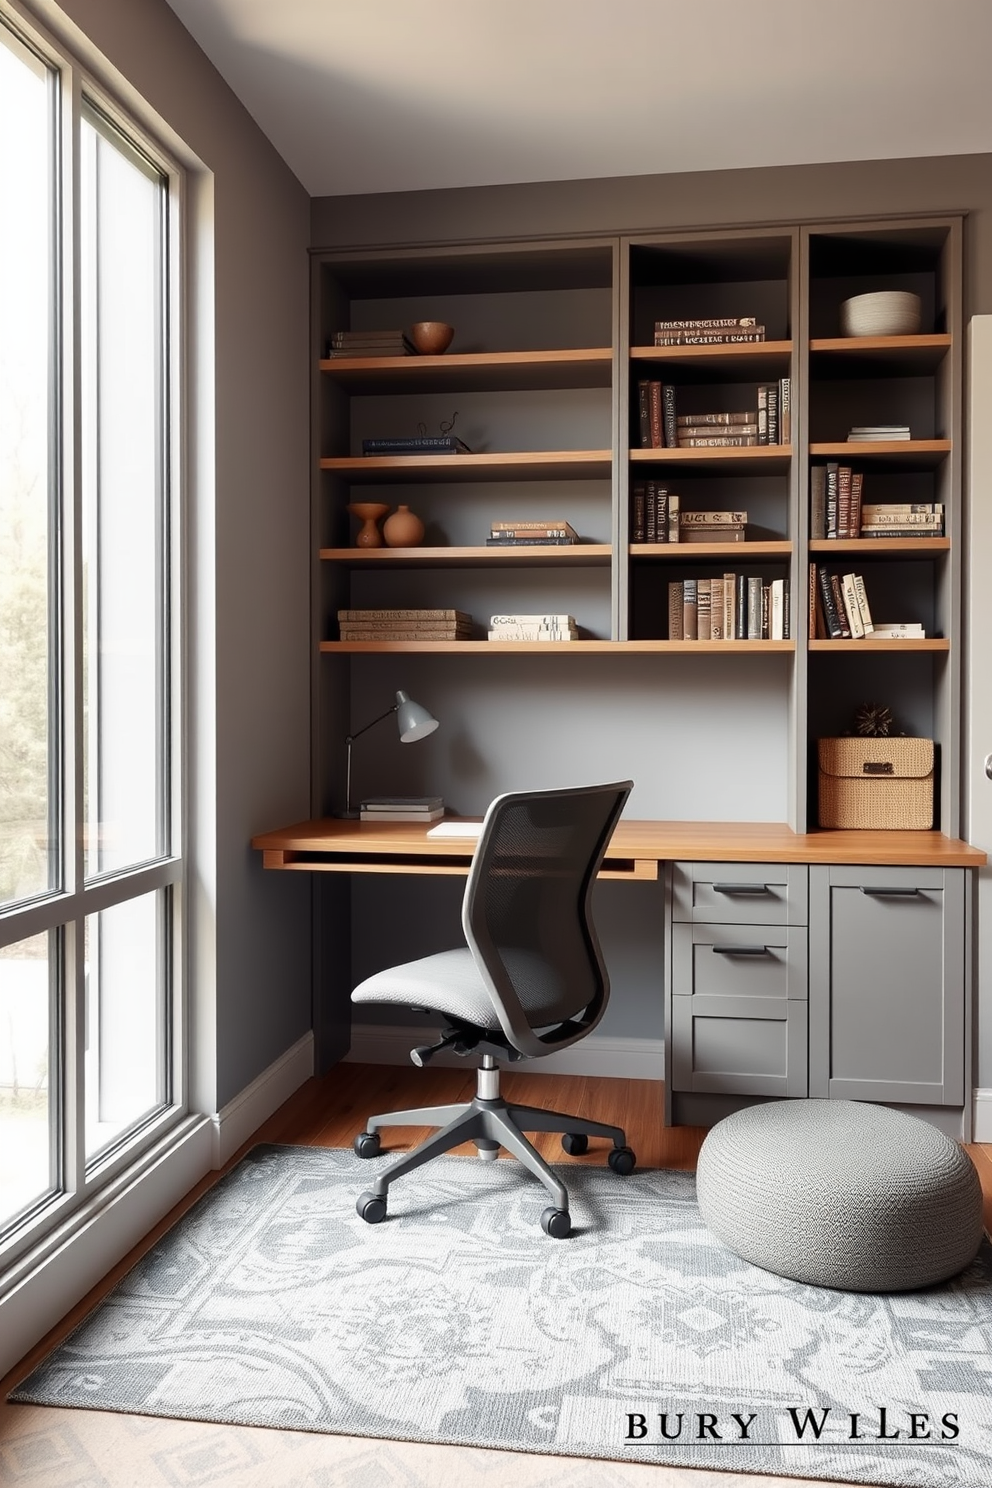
left=81, top=110, right=169, bottom=878
left=85, top=889, right=168, bottom=1160
left=0, top=28, right=56, bottom=907
left=0, top=931, right=56, bottom=1230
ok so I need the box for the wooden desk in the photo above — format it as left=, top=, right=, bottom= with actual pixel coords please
left=253, top=816, right=986, bottom=875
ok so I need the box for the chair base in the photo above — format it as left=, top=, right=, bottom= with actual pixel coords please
left=357, top=1060, right=631, bottom=1221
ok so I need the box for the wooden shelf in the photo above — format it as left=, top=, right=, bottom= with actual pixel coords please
left=630, top=341, right=792, bottom=379
left=320, top=451, right=612, bottom=483
left=809, top=441, right=950, bottom=467
left=809, top=334, right=951, bottom=375
left=319, top=347, right=613, bottom=393
left=630, top=445, right=791, bottom=474
left=319, top=544, right=613, bottom=567
left=630, top=541, right=792, bottom=560
left=808, top=638, right=949, bottom=652
left=809, top=538, right=949, bottom=555
left=321, top=639, right=795, bottom=654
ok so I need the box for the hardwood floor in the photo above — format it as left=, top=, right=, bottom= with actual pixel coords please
left=1, top=1064, right=991, bottom=1488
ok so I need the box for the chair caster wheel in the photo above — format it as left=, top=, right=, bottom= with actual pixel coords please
left=562, top=1132, right=589, bottom=1156
left=356, top=1191, right=387, bottom=1224
left=608, top=1145, right=636, bottom=1176
left=354, top=1131, right=381, bottom=1159
left=540, top=1206, right=571, bottom=1239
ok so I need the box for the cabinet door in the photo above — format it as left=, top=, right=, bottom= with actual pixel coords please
left=808, top=865, right=964, bottom=1105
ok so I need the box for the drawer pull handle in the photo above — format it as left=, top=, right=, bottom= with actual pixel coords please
left=711, top=883, right=771, bottom=895
left=859, top=886, right=920, bottom=897
left=712, top=944, right=770, bottom=955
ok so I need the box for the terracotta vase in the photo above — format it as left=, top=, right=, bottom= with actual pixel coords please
left=383, top=504, right=425, bottom=547
left=347, top=501, right=389, bottom=548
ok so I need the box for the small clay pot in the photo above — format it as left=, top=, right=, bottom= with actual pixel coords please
left=347, top=501, right=389, bottom=547
left=383, top=504, right=425, bottom=547
left=409, top=321, right=454, bottom=355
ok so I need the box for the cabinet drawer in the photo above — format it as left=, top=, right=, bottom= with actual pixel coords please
left=671, top=995, right=808, bottom=1097
left=672, top=922, right=808, bottom=1002
left=672, top=862, right=808, bottom=925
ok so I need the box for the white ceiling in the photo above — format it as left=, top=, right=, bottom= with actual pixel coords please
left=163, top=0, right=992, bottom=198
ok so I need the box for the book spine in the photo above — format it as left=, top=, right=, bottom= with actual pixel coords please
left=663, top=385, right=678, bottom=448
left=649, top=381, right=663, bottom=448
left=853, top=572, right=874, bottom=633
left=338, top=608, right=467, bottom=621
left=746, top=577, right=763, bottom=639
left=808, top=563, right=818, bottom=640
left=488, top=629, right=576, bottom=641
left=782, top=577, right=791, bottom=640
left=678, top=422, right=759, bottom=437
left=676, top=411, right=756, bottom=426
left=490, top=613, right=575, bottom=624
left=825, top=462, right=839, bottom=539
left=677, top=528, right=746, bottom=544
left=679, top=511, right=749, bottom=526
left=488, top=527, right=575, bottom=539
left=770, top=577, right=785, bottom=640
left=710, top=577, right=725, bottom=640
left=840, top=573, right=865, bottom=638
left=632, top=483, right=646, bottom=543
left=668, top=493, right=680, bottom=543
left=766, top=382, right=779, bottom=446
left=341, top=630, right=469, bottom=641
left=655, top=317, right=758, bottom=330
left=683, top=578, right=698, bottom=640
left=779, top=377, right=791, bottom=445
left=757, top=384, right=769, bottom=445
left=858, top=511, right=944, bottom=525
left=697, top=578, right=712, bottom=641
left=723, top=573, right=737, bottom=640
left=810, top=465, right=827, bottom=541
left=652, top=330, right=766, bottom=345
left=816, top=566, right=845, bottom=639
left=837, top=465, right=853, bottom=539
left=485, top=537, right=577, bottom=546
left=656, top=487, right=669, bottom=543
left=849, top=471, right=863, bottom=539
left=677, top=434, right=758, bottom=448
left=861, top=503, right=944, bottom=514
left=491, top=519, right=578, bottom=532
left=735, top=574, right=747, bottom=638
left=638, top=381, right=652, bottom=447
left=647, top=482, right=658, bottom=543
left=858, top=527, right=944, bottom=538
left=668, top=581, right=684, bottom=640
left=829, top=574, right=851, bottom=637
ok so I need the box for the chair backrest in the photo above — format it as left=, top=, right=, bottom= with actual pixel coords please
left=461, top=781, right=632, bottom=1059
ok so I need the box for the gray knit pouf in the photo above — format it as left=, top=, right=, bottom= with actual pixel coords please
left=696, top=1099, right=984, bottom=1292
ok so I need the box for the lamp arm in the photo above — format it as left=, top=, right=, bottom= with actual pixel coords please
left=345, top=703, right=398, bottom=816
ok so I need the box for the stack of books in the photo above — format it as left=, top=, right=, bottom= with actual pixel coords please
left=487, top=520, right=578, bottom=547
left=652, top=317, right=766, bottom=346
left=326, top=329, right=413, bottom=358
left=860, top=502, right=944, bottom=538
left=810, top=566, right=874, bottom=639
left=677, top=411, right=758, bottom=449
left=866, top=623, right=926, bottom=640
left=362, top=435, right=471, bottom=455
left=631, top=484, right=679, bottom=543
left=678, top=510, right=748, bottom=544
left=669, top=576, right=789, bottom=641
left=488, top=613, right=578, bottom=641
left=337, top=608, right=474, bottom=641
left=360, top=796, right=444, bottom=824
left=810, top=463, right=865, bottom=540
left=848, top=424, right=911, bottom=442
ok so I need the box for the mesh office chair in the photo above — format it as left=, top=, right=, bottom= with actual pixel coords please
left=351, top=780, right=635, bottom=1238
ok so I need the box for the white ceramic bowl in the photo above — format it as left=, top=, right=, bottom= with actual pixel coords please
left=840, top=291, right=922, bottom=338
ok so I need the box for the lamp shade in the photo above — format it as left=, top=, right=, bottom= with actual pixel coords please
left=394, top=690, right=439, bottom=743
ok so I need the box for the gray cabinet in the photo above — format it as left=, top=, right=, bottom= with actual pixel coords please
left=808, top=865, right=966, bottom=1107
left=666, top=863, right=810, bottom=1120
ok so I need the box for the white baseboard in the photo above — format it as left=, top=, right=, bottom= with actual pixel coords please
left=345, top=1023, right=664, bottom=1082
left=211, top=1031, right=315, bottom=1168
left=0, top=1115, right=213, bottom=1382
left=973, top=1089, right=992, bottom=1142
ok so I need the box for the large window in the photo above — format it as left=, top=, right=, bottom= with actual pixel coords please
left=0, top=14, right=183, bottom=1250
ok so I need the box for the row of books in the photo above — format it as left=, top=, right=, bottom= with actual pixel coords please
left=848, top=424, right=911, bottom=442
left=361, top=435, right=471, bottom=455
left=811, top=463, right=945, bottom=539
left=631, top=487, right=749, bottom=544
left=652, top=316, right=767, bottom=347
left=635, top=380, right=790, bottom=449
left=360, top=796, right=444, bottom=824
left=326, top=329, right=413, bottom=359
left=486, top=519, right=578, bottom=547
left=809, top=565, right=926, bottom=641
left=668, top=576, right=790, bottom=641
left=337, top=608, right=473, bottom=641
left=488, top=613, right=578, bottom=642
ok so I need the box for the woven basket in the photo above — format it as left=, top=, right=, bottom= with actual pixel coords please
left=817, top=737, right=934, bottom=830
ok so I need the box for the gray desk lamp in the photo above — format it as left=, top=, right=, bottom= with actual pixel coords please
left=343, top=690, right=439, bottom=819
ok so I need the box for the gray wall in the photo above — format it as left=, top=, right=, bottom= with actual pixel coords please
left=52, top=0, right=313, bottom=1109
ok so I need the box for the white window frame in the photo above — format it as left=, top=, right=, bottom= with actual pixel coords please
left=0, top=1, right=189, bottom=1280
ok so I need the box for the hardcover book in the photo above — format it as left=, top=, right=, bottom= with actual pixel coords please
left=668, top=581, right=684, bottom=640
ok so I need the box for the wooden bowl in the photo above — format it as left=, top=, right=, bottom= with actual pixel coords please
left=409, top=321, right=454, bottom=355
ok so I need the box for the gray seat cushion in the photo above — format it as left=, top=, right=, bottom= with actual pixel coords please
left=696, top=1099, right=985, bottom=1292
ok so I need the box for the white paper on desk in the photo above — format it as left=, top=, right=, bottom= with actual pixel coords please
left=426, top=821, right=483, bottom=838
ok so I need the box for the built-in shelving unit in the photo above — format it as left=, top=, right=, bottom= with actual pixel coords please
left=311, top=214, right=961, bottom=832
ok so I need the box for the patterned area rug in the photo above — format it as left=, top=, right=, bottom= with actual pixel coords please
left=11, top=1144, right=992, bottom=1487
